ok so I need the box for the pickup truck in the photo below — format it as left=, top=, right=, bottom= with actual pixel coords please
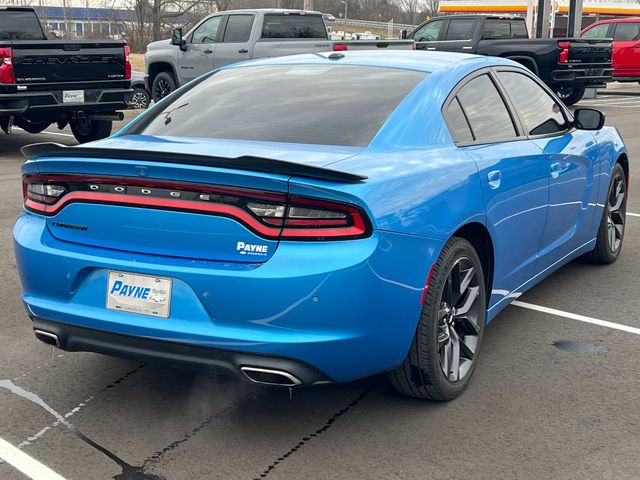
left=0, top=6, right=131, bottom=143
left=404, top=15, right=613, bottom=105
left=146, top=8, right=414, bottom=101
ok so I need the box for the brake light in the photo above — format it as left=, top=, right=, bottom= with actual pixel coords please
left=0, top=47, right=14, bottom=83
left=123, top=45, right=131, bottom=80
left=558, top=41, right=570, bottom=63
left=411, top=42, right=416, bottom=50
left=333, top=43, right=348, bottom=51
left=23, top=175, right=371, bottom=241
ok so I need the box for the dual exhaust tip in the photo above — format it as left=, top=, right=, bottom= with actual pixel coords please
left=33, top=329, right=303, bottom=387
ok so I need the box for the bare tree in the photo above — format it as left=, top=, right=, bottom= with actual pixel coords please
left=396, top=0, right=425, bottom=24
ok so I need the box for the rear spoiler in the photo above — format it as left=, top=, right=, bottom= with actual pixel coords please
left=21, top=142, right=368, bottom=183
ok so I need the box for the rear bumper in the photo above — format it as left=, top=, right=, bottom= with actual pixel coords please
left=14, top=212, right=442, bottom=383
left=550, top=66, right=613, bottom=86
left=0, top=88, right=131, bottom=116
left=31, top=317, right=332, bottom=386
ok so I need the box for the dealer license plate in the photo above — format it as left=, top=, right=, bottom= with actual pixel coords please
left=106, top=271, right=172, bottom=318
left=62, top=90, right=84, bottom=103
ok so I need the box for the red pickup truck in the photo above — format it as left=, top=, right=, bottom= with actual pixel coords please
left=581, top=18, right=640, bottom=83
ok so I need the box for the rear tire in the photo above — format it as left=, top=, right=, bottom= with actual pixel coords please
left=583, top=163, right=627, bottom=264
left=390, top=237, right=486, bottom=401
left=69, top=119, right=113, bottom=144
left=128, top=86, right=151, bottom=109
left=14, top=118, right=51, bottom=134
left=152, top=71, right=177, bottom=102
left=555, top=86, right=586, bottom=106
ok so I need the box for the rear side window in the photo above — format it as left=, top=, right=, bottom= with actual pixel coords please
left=483, top=20, right=511, bottom=39
left=446, top=19, right=476, bottom=40
left=510, top=20, right=528, bottom=38
left=261, top=14, right=327, bottom=39
left=134, top=65, right=427, bottom=147
left=446, top=98, right=473, bottom=143
left=582, top=23, right=610, bottom=39
left=614, top=23, right=640, bottom=41
left=223, top=15, right=254, bottom=43
left=497, top=72, right=567, bottom=136
left=456, top=74, right=516, bottom=142
left=0, top=10, right=46, bottom=40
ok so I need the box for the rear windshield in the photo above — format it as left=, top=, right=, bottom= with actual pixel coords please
left=133, top=65, right=427, bottom=147
left=0, top=10, right=46, bottom=40
left=261, top=14, right=327, bottom=39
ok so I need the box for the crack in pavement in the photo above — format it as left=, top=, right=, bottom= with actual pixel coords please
left=252, top=381, right=377, bottom=480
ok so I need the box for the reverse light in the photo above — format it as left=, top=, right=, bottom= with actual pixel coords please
left=0, top=47, right=14, bottom=83
left=22, top=175, right=371, bottom=241
left=558, top=41, right=570, bottom=63
left=123, top=45, right=131, bottom=79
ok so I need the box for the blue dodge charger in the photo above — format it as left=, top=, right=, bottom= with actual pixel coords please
left=14, top=51, right=628, bottom=400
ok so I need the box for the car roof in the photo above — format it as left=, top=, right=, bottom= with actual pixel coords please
left=210, top=8, right=322, bottom=15
left=589, top=17, right=640, bottom=24
left=227, top=50, right=521, bottom=75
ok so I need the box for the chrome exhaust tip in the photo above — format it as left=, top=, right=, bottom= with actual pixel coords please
left=33, top=329, right=61, bottom=348
left=240, top=366, right=302, bottom=387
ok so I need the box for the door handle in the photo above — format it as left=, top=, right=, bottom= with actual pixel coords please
left=462, top=46, right=473, bottom=50
left=426, top=47, right=436, bottom=51
left=487, top=170, right=502, bottom=189
left=204, top=49, right=213, bottom=54
left=550, top=162, right=570, bottom=178
left=238, top=48, right=249, bottom=54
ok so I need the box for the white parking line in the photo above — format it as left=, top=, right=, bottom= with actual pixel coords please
left=513, top=301, right=640, bottom=335
left=13, top=127, right=75, bottom=138
left=0, top=436, right=67, bottom=480
left=628, top=212, right=640, bottom=218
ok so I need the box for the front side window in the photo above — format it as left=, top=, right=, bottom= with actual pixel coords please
left=412, top=20, right=444, bottom=42
left=614, top=23, right=640, bottom=41
left=132, top=65, right=427, bottom=147
left=192, top=16, right=222, bottom=44
left=456, top=74, right=516, bottom=142
left=223, top=15, right=254, bottom=43
left=446, top=19, right=476, bottom=41
left=498, top=71, right=568, bottom=136
left=582, top=23, right=610, bottom=39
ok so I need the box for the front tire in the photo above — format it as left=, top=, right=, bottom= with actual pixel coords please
left=69, top=119, right=113, bottom=144
left=152, top=71, right=176, bottom=102
left=584, top=163, right=627, bottom=264
left=555, top=86, right=586, bottom=106
left=390, top=237, right=486, bottom=401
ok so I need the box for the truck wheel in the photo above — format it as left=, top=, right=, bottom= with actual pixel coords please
left=70, top=119, right=113, bottom=144
left=128, top=86, right=151, bottom=109
left=14, top=118, right=51, bottom=134
left=389, top=237, right=486, bottom=401
left=555, top=86, right=586, bottom=106
left=152, top=72, right=176, bottom=102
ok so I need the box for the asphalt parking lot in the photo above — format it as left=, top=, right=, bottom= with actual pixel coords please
left=1, top=94, right=639, bottom=480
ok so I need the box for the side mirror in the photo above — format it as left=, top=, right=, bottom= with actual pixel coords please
left=171, top=28, right=186, bottom=50
left=400, top=29, right=408, bottom=39
left=573, top=108, right=605, bottom=130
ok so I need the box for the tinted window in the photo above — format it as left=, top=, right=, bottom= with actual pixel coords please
left=0, top=10, right=46, bottom=40
left=192, top=16, right=222, bottom=44
left=582, top=23, right=609, bottom=39
left=511, top=20, right=528, bottom=38
left=614, top=23, right=640, bottom=41
left=446, top=98, right=473, bottom=143
left=446, top=19, right=475, bottom=40
left=412, top=20, right=444, bottom=41
left=498, top=72, right=568, bottom=136
left=223, top=15, right=254, bottom=43
left=457, top=74, right=516, bottom=142
left=135, top=66, right=427, bottom=147
left=261, top=14, right=326, bottom=39
left=483, top=20, right=511, bottom=39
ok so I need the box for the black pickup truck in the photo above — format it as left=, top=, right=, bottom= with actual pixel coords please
left=0, top=6, right=131, bottom=142
left=404, top=15, right=613, bottom=105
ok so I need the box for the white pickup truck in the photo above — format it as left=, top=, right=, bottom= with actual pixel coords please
left=145, top=8, right=414, bottom=101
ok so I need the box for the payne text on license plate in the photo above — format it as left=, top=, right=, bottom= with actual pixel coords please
left=106, top=271, right=172, bottom=318
left=62, top=90, right=84, bottom=103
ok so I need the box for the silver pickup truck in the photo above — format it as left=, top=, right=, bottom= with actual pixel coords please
left=145, top=8, right=414, bottom=101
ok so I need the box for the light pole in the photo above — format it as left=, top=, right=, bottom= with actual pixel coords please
left=341, top=0, right=348, bottom=24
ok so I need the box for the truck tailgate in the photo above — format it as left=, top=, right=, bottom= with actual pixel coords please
left=565, top=38, right=612, bottom=64
left=12, top=40, right=126, bottom=84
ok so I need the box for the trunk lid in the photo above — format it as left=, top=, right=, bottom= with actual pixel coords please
left=32, top=136, right=361, bottom=263
left=12, top=40, right=126, bottom=84
left=565, top=38, right=612, bottom=65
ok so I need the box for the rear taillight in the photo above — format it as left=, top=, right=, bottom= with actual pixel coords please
left=411, top=42, right=416, bottom=50
left=333, top=43, right=348, bottom=51
left=0, top=47, right=14, bottom=83
left=123, top=45, right=131, bottom=80
left=23, top=175, right=371, bottom=241
left=558, top=41, right=570, bottom=63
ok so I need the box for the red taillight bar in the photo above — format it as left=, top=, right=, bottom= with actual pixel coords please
left=333, top=43, right=348, bottom=51
left=558, top=41, right=570, bottom=64
left=123, top=45, right=131, bottom=80
left=23, top=174, right=371, bottom=241
left=0, top=47, right=15, bottom=84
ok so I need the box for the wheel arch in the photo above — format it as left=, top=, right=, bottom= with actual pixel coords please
left=617, top=152, right=629, bottom=188
left=453, top=222, right=494, bottom=306
left=504, top=56, right=539, bottom=76
left=148, top=61, right=176, bottom=88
